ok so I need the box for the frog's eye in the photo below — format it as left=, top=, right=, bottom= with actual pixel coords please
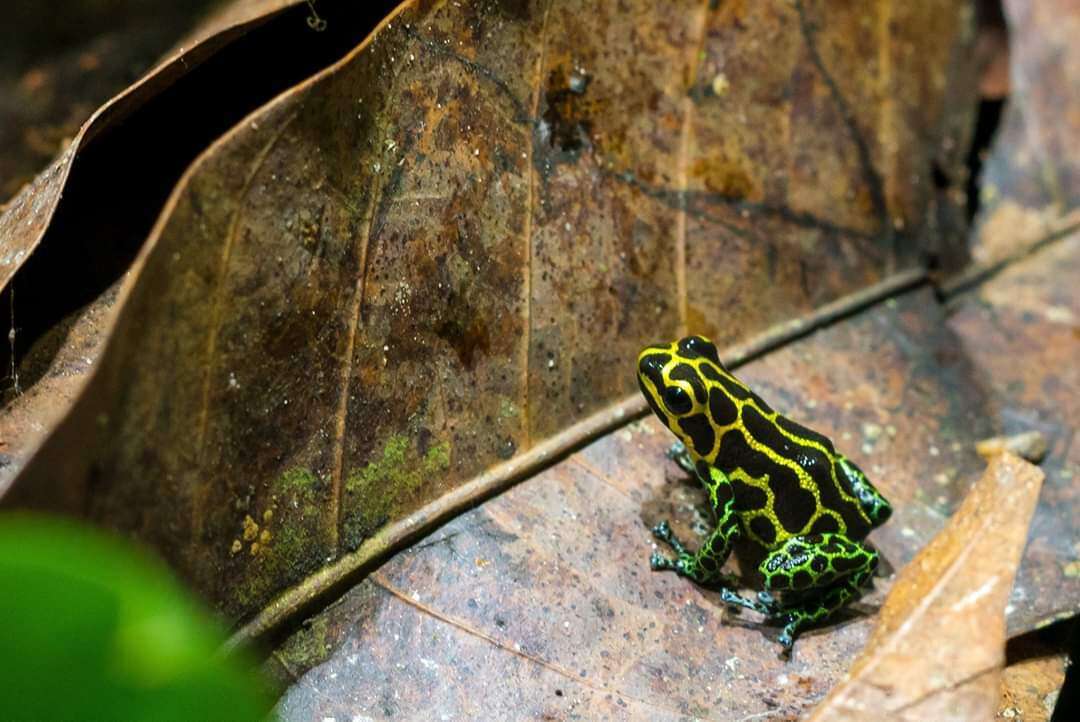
left=680, top=336, right=722, bottom=366
left=662, top=385, right=693, bottom=415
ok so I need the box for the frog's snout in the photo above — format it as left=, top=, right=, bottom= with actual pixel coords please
left=637, top=347, right=669, bottom=388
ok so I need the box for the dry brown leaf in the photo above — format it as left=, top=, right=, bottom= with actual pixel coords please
left=0, top=0, right=215, bottom=201
left=0, top=0, right=404, bottom=483
left=0, top=2, right=1076, bottom=718
left=1, top=0, right=978, bottom=625
left=997, top=626, right=1070, bottom=721
left=976, top=431, right=1048, bottom=464
left=268, top=234, right=1078, bottom=718
left=807, top=453, right=1045, bottom=721
left=967, top=0, right=1080, bottom=268
left=269, top=287, right=998, bottom=721
left=948, top=231, right=1080, bottom=634
left=164, top=0, right=304, bottom=58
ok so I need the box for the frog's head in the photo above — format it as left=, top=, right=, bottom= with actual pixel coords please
left=637, top=335, right=726, bottom=459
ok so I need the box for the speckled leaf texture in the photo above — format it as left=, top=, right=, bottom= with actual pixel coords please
left=0, top=0, right=979, bottom=621
left=271, top=227, right=1079, bottom=719
left=271, top=286, right=995, bottom=721
left=3, top=0, right=1080, bottom=717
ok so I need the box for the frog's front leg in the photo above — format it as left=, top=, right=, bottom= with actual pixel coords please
left=757, top=533, right=879, bottom=649
left=665, top=440, right=696, bottom=475
left=666, top=442, right=711, bottom=535
left=650, top=464, right=764, bottom=614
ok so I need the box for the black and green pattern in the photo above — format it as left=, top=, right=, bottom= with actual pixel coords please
left=638, top=335, right=892, bottom=651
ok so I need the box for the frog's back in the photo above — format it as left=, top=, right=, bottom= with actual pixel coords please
left=708, top=380, right=874, bottom=546
left=636, top=335, right=877, bottom=546
left=638, top=335, right=890, bottom=650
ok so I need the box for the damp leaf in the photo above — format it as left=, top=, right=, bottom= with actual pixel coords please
left=270, top=288, right=997, bottom=720
left=2, top=0, right=978, bottom=627
left=0, top=2, right=1077, bottom=718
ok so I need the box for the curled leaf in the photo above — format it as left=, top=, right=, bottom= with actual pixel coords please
left=976, top=431, right=1048, bottom=463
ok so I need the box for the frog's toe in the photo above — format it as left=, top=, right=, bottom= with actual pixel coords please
left=665, top=441, right=695, bottom=473
left=778, top=625, right=796, bottom=652
left=651, top=520, right=691, bottom=557
left=665, top=440, right=687, bottom=460
left=650, top=551, right=674, bottom=571
left=757, top=591, right=783, bottom=614
left=718, top=588, right=761, bottom=613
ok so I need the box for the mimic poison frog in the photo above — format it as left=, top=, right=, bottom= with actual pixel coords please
left=637, top=335, right=892, bottom=651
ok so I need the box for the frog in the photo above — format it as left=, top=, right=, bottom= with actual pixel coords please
left=636, top=335, right=892, bottom=650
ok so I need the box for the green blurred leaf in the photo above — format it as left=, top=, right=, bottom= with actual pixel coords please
left=0, top=513, right=271, bottom=722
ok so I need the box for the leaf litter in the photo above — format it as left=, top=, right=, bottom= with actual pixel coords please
left=0, top=0, right=1077, bottom=717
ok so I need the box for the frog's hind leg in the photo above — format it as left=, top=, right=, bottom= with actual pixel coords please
left=650, top=464, right=766, bottom=614
left=773, top=566, right=876, bottom=649
left=756, top=533, right=879, bottom=649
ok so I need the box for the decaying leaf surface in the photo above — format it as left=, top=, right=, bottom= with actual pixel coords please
left=0, top=8, right=266, bottom=287
left=0, top=8, right=195, bottom=202
left=2, top=0, right=978, bottom=623
left=806, top=453, right=1044, bottom=722
left=999, top=655, right=1066, bottom=722
left=969, top=0, right=1080, bottom=267
left=948, top=231, right=1080, bottom=633
left=271, top=288, right=1000, bottom=721
left=1, top=3, right=1076, bottom=718
left=997, top=624, right=1071, bottom=721
left=271, top=229, right=1079, bottom=718
left=0, top=0, right=404, bottom=483
left=942, top=0, right=1080, bottom=635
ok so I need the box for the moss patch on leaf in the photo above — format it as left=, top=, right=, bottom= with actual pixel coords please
left=274, top=615, right=331, bottom=672
left=342, top=434, right=452, bottom=548
left=275, top=467, right=319, bottom=499
left=230, top=466, right=327, bottom=614
left=274, top=466, right=321, bottom=519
